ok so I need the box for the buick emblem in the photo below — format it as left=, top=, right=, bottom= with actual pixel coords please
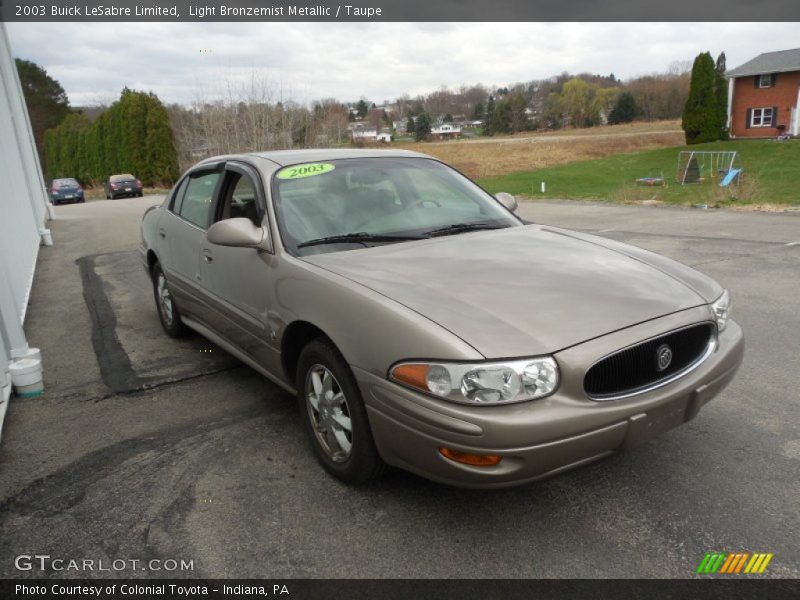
left=656, top=344, right=673, bottom=372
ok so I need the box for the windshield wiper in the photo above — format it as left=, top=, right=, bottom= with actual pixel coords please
left=297, top=232, right=425, bottom=249
left=423, top=222, right=509, bottom=237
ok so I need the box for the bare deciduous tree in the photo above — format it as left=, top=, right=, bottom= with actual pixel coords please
left=167, top=70, right=350, bottom=170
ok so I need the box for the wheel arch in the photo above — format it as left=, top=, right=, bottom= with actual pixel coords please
left=281, top=321, right=337, bottom=386
left=146, top=249, right=160, bottom=276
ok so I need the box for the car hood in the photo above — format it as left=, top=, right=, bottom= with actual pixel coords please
left=303, top=225, right=716, bottom=358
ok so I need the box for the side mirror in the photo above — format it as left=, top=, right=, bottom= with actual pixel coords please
left=207, top=218, right=271, bottom=251
left=495, top=192, right=518, bottom=213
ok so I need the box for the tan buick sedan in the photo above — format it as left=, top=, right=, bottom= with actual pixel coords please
left=140, top=149, right=743, bottom=488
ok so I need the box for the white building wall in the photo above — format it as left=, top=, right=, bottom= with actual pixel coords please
left=0, top=23, right=52, bottom=437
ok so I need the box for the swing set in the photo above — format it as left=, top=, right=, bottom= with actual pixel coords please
left=676, top=151, right=742, bottom=186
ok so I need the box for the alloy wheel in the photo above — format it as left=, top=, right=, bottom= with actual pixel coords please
left=157, top=273, right=174, bottom=326
left=305, top=365, right=353, bottom=462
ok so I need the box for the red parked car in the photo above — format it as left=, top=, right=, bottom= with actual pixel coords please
left=105, top=174, right=143, bottom=199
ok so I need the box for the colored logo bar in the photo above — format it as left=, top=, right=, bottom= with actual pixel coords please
left=696, top=552, right=773, bottom=574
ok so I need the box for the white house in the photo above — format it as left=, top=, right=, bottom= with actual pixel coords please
left=431, top=123, right=462, bottom=139
left=0, top=23, right=53, bottom=440
left=350, top=127, right=392, bottom=143
left=351, top=128, right=378, bottom=140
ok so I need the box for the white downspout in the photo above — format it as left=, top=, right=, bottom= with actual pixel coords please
left=726, top=77, right=735, bottom=136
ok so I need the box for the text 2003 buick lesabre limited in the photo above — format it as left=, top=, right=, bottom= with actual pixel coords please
left=140, top=149, right=743, bottom=488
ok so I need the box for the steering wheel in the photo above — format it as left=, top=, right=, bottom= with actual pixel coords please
left=406, top=198, right=442, bottom=210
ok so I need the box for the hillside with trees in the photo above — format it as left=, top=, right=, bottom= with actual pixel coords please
left=18, top=56, right=704, bottom=187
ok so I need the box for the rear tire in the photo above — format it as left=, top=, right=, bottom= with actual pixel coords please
left=151, top=262, right=188, bottom=338
left=297, top=339, right=385, bottom=484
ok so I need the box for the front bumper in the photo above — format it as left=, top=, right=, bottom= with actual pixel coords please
left=356, top=307, right=744, bottom=488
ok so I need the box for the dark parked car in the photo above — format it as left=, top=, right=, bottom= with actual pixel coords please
left=105, top=174, right=143, bottom=199
left=49, top=178, right=85, bottom=204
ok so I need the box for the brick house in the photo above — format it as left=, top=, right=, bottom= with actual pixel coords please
left=726, top=48, right=800, bottom=138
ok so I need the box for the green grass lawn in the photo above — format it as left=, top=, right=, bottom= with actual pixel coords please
left=478, top=139, right=800, bottom=206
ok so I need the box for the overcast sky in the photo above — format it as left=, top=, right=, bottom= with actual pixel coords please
left=7, top=22, right=798, bottom=107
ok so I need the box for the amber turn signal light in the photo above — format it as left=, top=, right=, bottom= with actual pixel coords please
left=391, top=363, right=430, bottom=392
left=439, top=447, right=503, bottom=467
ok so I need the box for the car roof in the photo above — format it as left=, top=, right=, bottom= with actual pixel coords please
left=202, top=148, right=433, bottom=168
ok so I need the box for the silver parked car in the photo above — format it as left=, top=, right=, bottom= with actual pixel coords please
left=140, top=149, right=743, bottom=488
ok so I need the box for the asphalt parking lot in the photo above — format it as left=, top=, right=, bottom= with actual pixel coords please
left=0, top=197, right=798, bottom=578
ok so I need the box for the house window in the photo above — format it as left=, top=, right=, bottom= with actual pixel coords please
left=751, top=107, right=774, bottom=127
left=758, top=74, right=773, bottom=88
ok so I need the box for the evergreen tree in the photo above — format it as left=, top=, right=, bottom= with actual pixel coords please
left=120, top=89, right=149, bottom=177
left=414, top=112, right=431, bottom=141
left=489, top=99, right=511, bottom=135
left=406, top=115, right=415, bottom=134
left=102, top=102, right=122, bottom=175
left=43, top=129, right=59, bottom=179
left=15, top=58, right=72, bottom=167
left=714, top=52, right=729, bottom=140
left=145, top=94, right=180, bottom=185
left=472, top=102, right=484, bottom=121
left=49, top=112, right=89, bottom=180
left=483, top=95, right=496, bottom=134
left=88, top=113, right=106, bottom=183
left=355, top=99, right=369, bottom=118
left=682, top=52, right=722, bottom=145
left=508, top=92, right=529, bottom=132
left=42, top=88, right=180, bottom=187
left=608, top=92, right=637, bottom=124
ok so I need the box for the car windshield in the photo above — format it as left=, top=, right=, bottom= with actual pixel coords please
left=272, top=157, right=520, bottom=255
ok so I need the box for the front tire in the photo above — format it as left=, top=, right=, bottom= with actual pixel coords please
left=151, top=262, right=188, bottom=338
left=297, top=339, right=385, bottom=484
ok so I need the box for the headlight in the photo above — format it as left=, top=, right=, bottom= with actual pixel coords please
left=390, top=357, right=560, bottom=405
left=711, top=289, right=731, bottom=332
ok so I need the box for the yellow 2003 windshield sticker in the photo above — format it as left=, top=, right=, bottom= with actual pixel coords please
left=277, top=163, right=335, bottom=180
